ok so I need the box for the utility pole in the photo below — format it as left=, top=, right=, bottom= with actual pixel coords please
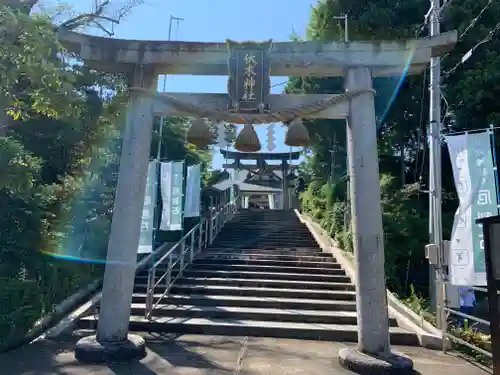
left=154, top=15, right=184, bottom=247
left=334, top=14, right=350, bottom=230
left=161, top=15, right=184, bottom=109
left=329, top=132, right=337, bottom=183
left=428, top=0, right=444, bottom=327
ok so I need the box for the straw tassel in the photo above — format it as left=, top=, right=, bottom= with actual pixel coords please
left=234, top=123, right=261, bottom=152
left=186, top=117, right=213, bottom=148
left=285, top=118, right=310, bottom=147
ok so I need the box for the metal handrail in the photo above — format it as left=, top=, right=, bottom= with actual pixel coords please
left=440, top=283, right=493, bottom=357
left=144, top=197, right=240, bottom=318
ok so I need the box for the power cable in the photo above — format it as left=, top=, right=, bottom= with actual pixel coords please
left=458, top=0, right=493, bottom=40
left=444, top=21, right=500, bottom=77
left=441, top=0, right=495, bottom=64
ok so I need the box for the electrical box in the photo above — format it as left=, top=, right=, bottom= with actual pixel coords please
left=426, top=241, right=459, bottom=307
left=425, top=244, right=439, bottom=265
left=445, top=284, right=460, bottom=309
left=425, top=240, right=450, bottom=266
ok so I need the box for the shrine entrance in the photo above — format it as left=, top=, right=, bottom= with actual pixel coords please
left=218, top=149, right=300, bottom=210
left=59, top=28, right=457, bottom=371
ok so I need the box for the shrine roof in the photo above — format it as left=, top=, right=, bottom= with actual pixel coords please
left=220, top=149, right=301, bottom=160
left=213, top=179, right=282, bottom=193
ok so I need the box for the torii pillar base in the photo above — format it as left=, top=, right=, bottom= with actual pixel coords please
left=338, top=349, right=414, bottom=375
left=75, top=334, right=146, bottom=364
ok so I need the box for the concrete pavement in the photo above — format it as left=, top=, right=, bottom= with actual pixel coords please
left=1, top=330, right=491, bottom=375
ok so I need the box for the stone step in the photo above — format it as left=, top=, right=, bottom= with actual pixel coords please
left=210, top=244, right=320, bottom=250
left=220, top=230, right=309, bottom=235
left=135, top=271, right=350, bottom=285
left=131, top=293, right=358, bottom=311
left=222, top=224, right=305, bottom=229
left=208, top=245, right=320, bottom=251
left=134, top=269, right=349, bottom=285
left=177, top=269, right=351, bottom=283
left=211, top=242, right=318, bottom=248
left=126, top=304, right=399, bottom=326
left=149, top=284, right=357, bottom=301
left=197, top=253, right=336, bottom=263
left=137, top=277, right=354, bottom=291
left=192, top=258, right=341, bottom=269
left=204, top=247, right=326, bottom=255
left=77, top=316, right=418, bottom=346
left=213, top=237, right=314, bottom=243
left=215, top=230, right=312, bottom=236
left=227, top=223, right=307, bottom=229
left=207, top=245, right=318, bottom=250
left=214, top=238, right=317, bottom=247
left=187, top=263, right=347, bottom=275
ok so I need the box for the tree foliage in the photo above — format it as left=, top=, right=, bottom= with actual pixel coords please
left=0, top=3, right=211, bottom=349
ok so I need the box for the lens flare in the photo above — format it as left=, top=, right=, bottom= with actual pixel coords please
left=42, top=130, right=122, bottom=265
left=375, top=47, right=415, bottom=129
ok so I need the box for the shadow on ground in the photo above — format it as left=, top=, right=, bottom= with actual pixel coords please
left=0, top=329, right=492, bottom=375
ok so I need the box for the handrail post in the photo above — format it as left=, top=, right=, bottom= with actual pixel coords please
left=166, top=253, right=172, bottom=292
left=189, top=229, right=195, bottom=262
left=205, top=219, right=209, bottom=247
left=209, top=212, right=214, bottom=245
left=145, top=266, right=156, bottom=318
left=179, top=238, right=185, bottom=271
left=198, top=222, right=203, bottom=253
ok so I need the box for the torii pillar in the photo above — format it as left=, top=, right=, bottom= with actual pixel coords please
left=74, top=66, right=157, bottom=363
left=281, top=159, right=289, bottom=209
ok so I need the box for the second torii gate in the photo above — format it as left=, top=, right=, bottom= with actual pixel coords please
left=221, top=149, right=300, bottom=209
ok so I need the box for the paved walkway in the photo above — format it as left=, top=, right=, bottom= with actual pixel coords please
left=1, top=330, right=492, bottom=375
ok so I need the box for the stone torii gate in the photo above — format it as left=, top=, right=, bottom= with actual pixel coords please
left=60, top=29, right=457, bottom=372
left=220, top=149, right=300, bottom=209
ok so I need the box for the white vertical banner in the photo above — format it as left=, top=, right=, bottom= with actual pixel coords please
left=160, top=162, right=172, bottom=230
left=268, top=194, right=275, bottom=209
left=184, top=164, right=201, bottom=218
left=446, top=132, right=498, bottom=286
left=160, top=161, right=184, bottom=231
left=138, top=161, right=157, bottom=254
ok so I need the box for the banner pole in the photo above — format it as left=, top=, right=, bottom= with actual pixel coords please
left=489, top=124, right=500, bottom=215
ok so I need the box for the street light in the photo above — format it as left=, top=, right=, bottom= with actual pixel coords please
left=476, top=214, right=500, bottom=375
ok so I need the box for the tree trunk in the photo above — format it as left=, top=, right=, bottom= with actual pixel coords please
left=0, top=108, right=11, bottom=137
left=400, top=139, right=405, bottom=188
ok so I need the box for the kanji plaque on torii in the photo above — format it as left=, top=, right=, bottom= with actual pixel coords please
left=226, top=39, right=272, bottom=113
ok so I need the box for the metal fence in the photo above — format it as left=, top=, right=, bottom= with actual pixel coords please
left=429, top=241, right=492, bottom=359
left=144, top=197, right=239, bottom=318
left=440, top=282, right=492, bottom=358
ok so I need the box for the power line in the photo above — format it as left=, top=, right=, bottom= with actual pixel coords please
left=441, top=0, right=495, bottom=64
left=458, top=0, right=493, bottom=41
left=444, top=21, right=500, bottom=77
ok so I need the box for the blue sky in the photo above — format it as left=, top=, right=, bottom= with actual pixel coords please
left=49, top=0, right=318, bottom=169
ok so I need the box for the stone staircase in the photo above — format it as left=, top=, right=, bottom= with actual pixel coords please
left=80, top=209, right=418, bottom=345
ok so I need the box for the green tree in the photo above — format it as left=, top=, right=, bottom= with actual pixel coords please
left=0, top=1, right=216, bottom=349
